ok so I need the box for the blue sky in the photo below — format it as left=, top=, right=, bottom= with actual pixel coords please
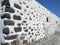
left=36, top=0, right=60, bottom=18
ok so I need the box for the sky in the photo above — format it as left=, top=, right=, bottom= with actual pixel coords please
left=36, top=0, right=60, bottom=18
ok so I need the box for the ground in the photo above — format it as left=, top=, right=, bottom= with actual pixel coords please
left=10, top=31, right=60, bottom=45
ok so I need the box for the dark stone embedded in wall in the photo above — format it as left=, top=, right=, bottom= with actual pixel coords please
left=29, top=17, right=32, bottom=20
left=1, top=13, right=11, bottom=19
left=24, top=29, right=28, bottom=32
left=4, top=20, right=15, bottom=26
left=14, top=27, right=22, bottom=32
left=14, top=3, right=22, bottom=10
left=1, top=43, right=9, bottom=45
left=31, top=29, right=33, bottom=31
left=3, top=27, right=9, bottom=35
left=2, top=0, right=10, bottom=6
left=4, top=35, right=17, bottom=40
left=18, top=23, right=21, bottom=26
left=13, top=15, right=21, bottom=20
left=26, top=6, right=29, bottom=8
left=20, top=36, right=25, bottom=40
left=20, top=13, right=23, bottom=15
left=11, top=39, right=20, bottom=45
left=23, top=40, right=27, bottom=44
left=5, top=5, right=15, bottom=13
left=23, top=21, right=26, bottom=23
